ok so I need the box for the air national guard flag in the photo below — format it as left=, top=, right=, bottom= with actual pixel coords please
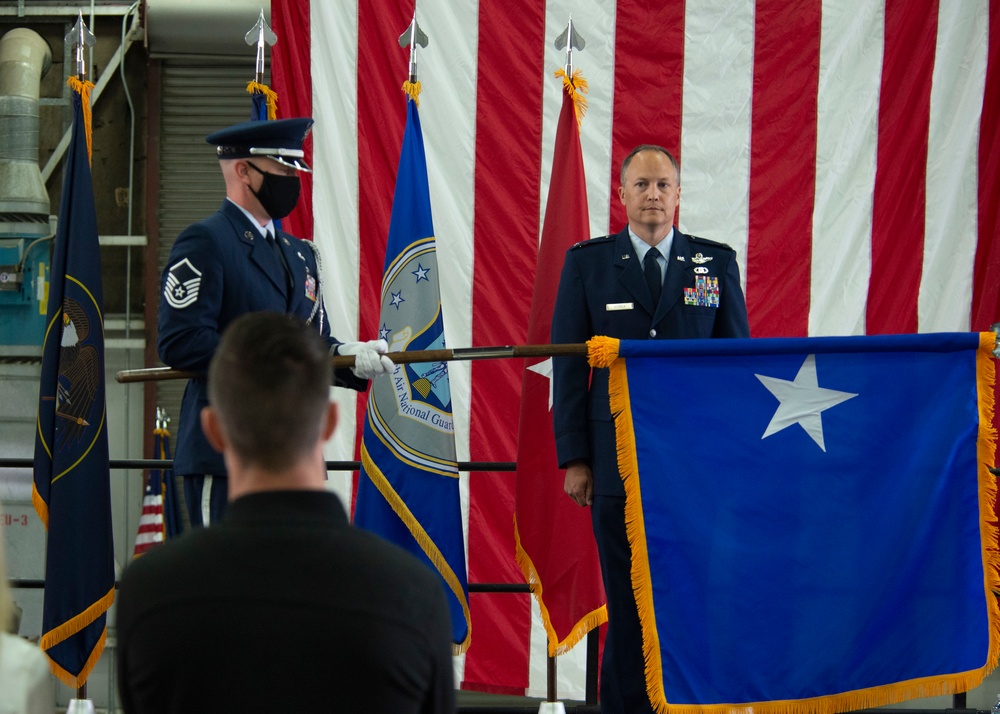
left=588, top=332, right=999, bottom=714
left=514, top=69, right=606, bottom=655
left=356, top=96, right=471, bottom=653
left=32, top=79, right=115, bottom=689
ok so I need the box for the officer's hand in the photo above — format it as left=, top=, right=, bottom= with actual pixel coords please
left=338, top=340, right=394, bottom=380
left=564, top=461, right=594, bottom=507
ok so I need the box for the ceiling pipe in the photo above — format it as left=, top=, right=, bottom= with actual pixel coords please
left=0, top=27, right=52, bottom=238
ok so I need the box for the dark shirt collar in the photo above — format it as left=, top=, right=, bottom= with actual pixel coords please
left=222, top=490, right=349, bottom=527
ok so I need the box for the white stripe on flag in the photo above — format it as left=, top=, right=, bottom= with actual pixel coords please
left=679, top=0, right=755, bottom=279
left=422, top=0, right=477, bottom=468
left=133, top=532, right=162, bottom=547
left=137, top=512, right=163, bottom=527
left=540, top=1, right=617, bottom=239
left=313, top=2, right=362, bottom=488
left=809, top=0, right=884, bottom=336
left=920, top=0, right=988, bottom=332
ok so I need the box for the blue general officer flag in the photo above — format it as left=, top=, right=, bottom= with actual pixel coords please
left=32, top=79, right=115, bottom=689
left=589, top=333, right=999, bottom=714
left=356, top=97, right=471, bottom=652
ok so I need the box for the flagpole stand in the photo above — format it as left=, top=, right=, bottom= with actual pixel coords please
left=66, top=698, right=96, bottom=714
left=539, top=654, right=566, bottom=713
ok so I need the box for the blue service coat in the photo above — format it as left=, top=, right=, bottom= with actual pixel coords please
left=158, top=200, right=365, bottom=477
left=551, top=226, right=750, bottom=496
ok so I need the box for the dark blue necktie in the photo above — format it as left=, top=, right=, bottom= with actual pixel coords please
left=644, top=246, right=662, bottom=306
left=268, top=231, right=292, bottom=297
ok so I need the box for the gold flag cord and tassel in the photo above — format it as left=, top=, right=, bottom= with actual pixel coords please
left=403, top=79, right=422, bottom=105
left=246, top=80, right=278, bottom=120
left=67, top=76, right=95, bottom=163
left=554, top=67, right=588, bottom=127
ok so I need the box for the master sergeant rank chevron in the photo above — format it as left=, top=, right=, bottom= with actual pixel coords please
left=164, top=258, right=202, bottom=310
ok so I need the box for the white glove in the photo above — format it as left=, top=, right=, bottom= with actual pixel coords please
left=338, top=339, right=394, bottom=380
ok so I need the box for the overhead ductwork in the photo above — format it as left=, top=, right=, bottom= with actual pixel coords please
left=0, top=27, right=51, bottom=238
left=144, top=0, right=271, bottom=58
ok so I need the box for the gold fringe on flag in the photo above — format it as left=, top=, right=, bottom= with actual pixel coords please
left=402, top=80, right=422, bottom=106
left=513, top=515, right=608, bottom=656
left=67, top=76, right=95, bottom=164
left=593, top=332, right=1000, bottom=714
left=246, top=80, right=278, bottom=120
left=41, top=586, right=115, bottom=688
left=31, top=485, right=48, bottom=527
left=604, top=347, right=667, bottom=711
left=359, top=441, right=471, bottom=654
left=555, top=68, right=589, bottom=127
left=973, top=331, right=1000, bottom=696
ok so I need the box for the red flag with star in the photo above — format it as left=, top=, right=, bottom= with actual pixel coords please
left=514, top=70, right=607, bottom=656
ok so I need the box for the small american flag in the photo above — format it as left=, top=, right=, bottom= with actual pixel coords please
left=133, top=413, right=172, bottom=557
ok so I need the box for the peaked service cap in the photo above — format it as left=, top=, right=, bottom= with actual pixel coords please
left=205, top=117, right=314, bottom=172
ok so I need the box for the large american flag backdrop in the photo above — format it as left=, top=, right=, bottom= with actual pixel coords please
left=270, top=0, right=1000, bottom=698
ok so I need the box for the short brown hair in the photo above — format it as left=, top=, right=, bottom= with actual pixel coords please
left=620, top=144, right=680, bottom=186
left=208, top=312, right=331, bottom=470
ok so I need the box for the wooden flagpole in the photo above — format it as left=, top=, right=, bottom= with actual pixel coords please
left=114, top=343, right=590, bottom=383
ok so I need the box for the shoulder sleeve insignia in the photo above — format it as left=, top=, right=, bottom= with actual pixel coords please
left=164, top=258, right=203, bottom=309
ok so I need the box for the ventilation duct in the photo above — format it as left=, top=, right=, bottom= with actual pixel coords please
left=0, top=27, right=51, bottom=238
left=145, top=0, right=271, bottom=58
left=0, top=28, right=51, bottom=351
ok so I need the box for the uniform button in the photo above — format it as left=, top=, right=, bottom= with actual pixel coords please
left=649, top=328, right=657, bottom=338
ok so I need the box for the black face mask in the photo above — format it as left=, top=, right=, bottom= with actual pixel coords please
left=246, top=161, right=301, bottom=219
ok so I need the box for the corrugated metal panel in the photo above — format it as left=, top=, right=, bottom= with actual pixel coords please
left=156, top=60, right=263, bottom=445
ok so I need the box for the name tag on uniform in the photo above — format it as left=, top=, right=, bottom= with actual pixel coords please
left=606, top=302, right=634, bottom=311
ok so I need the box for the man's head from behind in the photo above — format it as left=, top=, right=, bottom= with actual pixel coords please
left=203, top=312, right=335, bottom=482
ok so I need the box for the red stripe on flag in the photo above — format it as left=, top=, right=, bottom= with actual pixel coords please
left=354, top=2, right=413, bottom=471
left=974, top=0, right=1000, bottom=512
left=463, top=0, right=544, bottom=694
left=271, top=0, right=314, bottom=241
left=745, top=0, right=821, bottom=338
left=608, top=1, right=686, bottom=232
left=974, top=0, right=1000, bottom=335
left=867, top=0, right=938, bottom=334
left=357, top=1, right=410, bottom=344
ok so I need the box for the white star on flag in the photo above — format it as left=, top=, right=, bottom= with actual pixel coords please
left=755, top=354, right=857, bottom=452
left=412, top=264, right=430, bottom=282
left=527, top=358, right=554, bottom=410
